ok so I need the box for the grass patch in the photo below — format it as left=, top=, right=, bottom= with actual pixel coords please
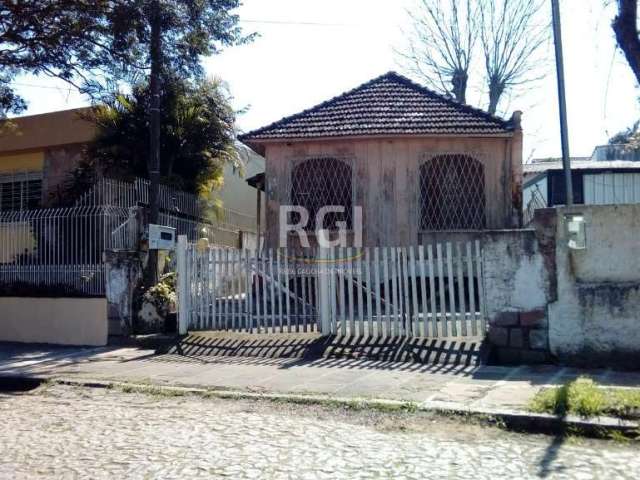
left=110, top=383, right=188, bottom=398
left=108, top=381, right=422, bottom=415
left=530, top=377, right=640, bottom=420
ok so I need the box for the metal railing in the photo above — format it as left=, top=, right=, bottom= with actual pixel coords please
left=75, top=176, right=257, bottom=233
left=0, top=205, right=131, bottom=295
left=524, top=187, right=547, bottom=226
left=0, top=173, right=259, bottom=296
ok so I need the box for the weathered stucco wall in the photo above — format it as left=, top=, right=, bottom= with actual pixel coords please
left=105, top=250, right=143, bottom=336
left=261, top=134, right=522, bottom=248
left=548, top=204, right=640, bottom=367
left=482, top=229, right=553, bottom=364
left=42, top=144, right=85, bottom=206
left=0, top=297, right=107, bottom=346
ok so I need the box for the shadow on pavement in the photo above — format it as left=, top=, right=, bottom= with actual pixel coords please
left=140, top=332, right=489, bottom=376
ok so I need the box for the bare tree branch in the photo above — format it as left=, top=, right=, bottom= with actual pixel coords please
left=397, top=0, right=479, bottom=103
left=479, top=0, right=549, bottom=114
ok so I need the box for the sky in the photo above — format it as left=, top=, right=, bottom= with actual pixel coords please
left=9, top=0, right=640, bottom=162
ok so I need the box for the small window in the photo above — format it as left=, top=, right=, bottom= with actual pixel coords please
left=0, top=175, right=42, bottom=212
left=420, top=154, right=485, bottom=230
left=290, top=157, right=353, bottom=231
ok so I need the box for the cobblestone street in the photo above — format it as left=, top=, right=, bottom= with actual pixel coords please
left=0, top=384, right=638, bottom=479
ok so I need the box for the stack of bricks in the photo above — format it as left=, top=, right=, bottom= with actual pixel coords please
left=488, top=308, right=550, bottom=364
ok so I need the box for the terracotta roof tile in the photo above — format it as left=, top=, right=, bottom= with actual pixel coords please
left=240, top=72, right=514, bottom=142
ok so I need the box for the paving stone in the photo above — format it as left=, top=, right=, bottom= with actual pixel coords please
left=493, top=311, right=520, bottom=327
left=520, top=350, right=550, bottom=365
left=1, top=384, right=638, bottom=479
left=488, top=327, right=509, bottom=347
left=519, top=309, right=547, bottom=327
left=529, top=329, right=549, bottom=350
left=509, top=328, right=524, bottom=348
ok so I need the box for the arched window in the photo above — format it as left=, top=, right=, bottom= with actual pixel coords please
left=290, top=157, right=353, bottom=231
left=419, top=154, right=486, bottom=231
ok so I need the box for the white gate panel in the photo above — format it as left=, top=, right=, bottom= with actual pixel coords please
left=177, top=238, right=486, bottom=339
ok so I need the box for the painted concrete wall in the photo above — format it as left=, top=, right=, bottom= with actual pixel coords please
left=548, top=204, right=640, bottom=367
left=0, top=151, right=45, bottom=173
left=0, top=297, right=108, bottom=346
left=261, top=134, right=522, bottom=248
left=217, top=143, right=265, bottom=230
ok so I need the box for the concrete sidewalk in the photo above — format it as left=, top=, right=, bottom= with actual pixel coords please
left=2, top=343, right=640, bottom=415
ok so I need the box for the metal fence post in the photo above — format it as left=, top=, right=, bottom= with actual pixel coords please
left=177, top=235, right=189, bottom=334
left=318, top=247, right=332, bottom=335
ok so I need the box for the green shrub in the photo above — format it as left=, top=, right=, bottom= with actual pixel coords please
left=566, top=377, right=605, bottom=417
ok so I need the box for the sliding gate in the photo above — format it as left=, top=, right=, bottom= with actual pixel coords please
left=177, top=238, right=487, bottom=338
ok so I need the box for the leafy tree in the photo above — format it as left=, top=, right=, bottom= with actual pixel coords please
left=0, top=0, right=252, bottom=116
left=61, top=76, right=238, bottom=202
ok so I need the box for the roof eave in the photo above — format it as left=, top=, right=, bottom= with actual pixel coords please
left=241, top=132, right=516, bottom=145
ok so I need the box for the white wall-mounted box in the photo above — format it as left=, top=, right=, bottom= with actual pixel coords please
left=148, top=224, right=176, bottom=250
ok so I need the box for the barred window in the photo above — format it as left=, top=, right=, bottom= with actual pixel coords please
left=419, top=154, right=485, bottom=231
left=0, top=174, right=42, bottom=212
left=290, top=157, right=353, bottom=231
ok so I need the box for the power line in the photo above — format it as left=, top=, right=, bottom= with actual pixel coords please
left=240, top=18, right=355, bottom=27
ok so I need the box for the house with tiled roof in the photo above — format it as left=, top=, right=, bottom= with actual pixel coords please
left=240, top=71, right=523, bottom=248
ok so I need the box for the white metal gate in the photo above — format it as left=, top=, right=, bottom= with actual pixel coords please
left=177, top=238, right=487, bottom=339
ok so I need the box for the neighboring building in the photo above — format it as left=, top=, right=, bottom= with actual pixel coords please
left=523, top=146, right=640, bottom=224
left=0, top=108, right=95, bottom=210
left=240, top=71, right=523, bottom=248
left=0, top=108, right=265, bottom=247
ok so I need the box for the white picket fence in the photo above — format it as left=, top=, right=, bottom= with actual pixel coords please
left=177, top=237, right=487, bottom=339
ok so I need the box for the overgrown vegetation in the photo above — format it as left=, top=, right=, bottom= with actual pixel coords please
left=132, top=271, right=177, bottom=333
left=55, top=76, right=240, bottom=206
left=530, top=377, right=640, bottom=420
left=142, top=272, right=177, bottom=315
left=1, top=1, right=252, bottom=118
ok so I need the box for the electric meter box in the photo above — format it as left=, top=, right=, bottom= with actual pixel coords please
left=565, top=214, right=586, bottom=250
left=148, top=224, right=176, bottom=250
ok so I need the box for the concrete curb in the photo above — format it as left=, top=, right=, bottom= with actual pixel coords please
left=49, top=376, right=639, bottom=439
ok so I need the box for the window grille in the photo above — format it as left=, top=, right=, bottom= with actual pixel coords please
left=290, top=157, right=353, bottom=231
left=0, top=173, right=42, bottom=212
left=419, top=154, right=485, bottom=231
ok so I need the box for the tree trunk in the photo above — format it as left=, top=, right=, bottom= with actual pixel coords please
left=487, top=80, right=504, bottom=115
left=145, top=0, right=162, bottom=290
left=613, top=0, right=640, bottom=86
left=451, top=69, right=468, bottom=104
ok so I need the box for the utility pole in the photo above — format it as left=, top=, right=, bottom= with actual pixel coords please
left=146, top=0, right=161, bottom=287
left=551, top=0, right=573, bottom=205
